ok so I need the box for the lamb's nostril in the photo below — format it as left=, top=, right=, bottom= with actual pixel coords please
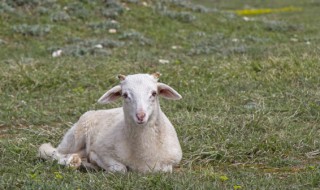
left=136, top=112, right=146, bottom=121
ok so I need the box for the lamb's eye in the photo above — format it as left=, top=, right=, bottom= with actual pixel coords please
left=123, top=93, right=128, bottom=99
left=151, top=91, right=157, bottom=97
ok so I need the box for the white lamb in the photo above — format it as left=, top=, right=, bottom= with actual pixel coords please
left=38, top=73, right=182, bottom=173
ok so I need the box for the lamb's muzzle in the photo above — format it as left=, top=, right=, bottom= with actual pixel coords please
left=136, top=111, right=146, bottom=123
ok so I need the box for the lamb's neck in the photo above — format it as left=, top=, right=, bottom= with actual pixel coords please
left=124, top=111, right=164, bottom=147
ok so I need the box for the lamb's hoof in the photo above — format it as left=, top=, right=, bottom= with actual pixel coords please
left=67, top=154, right=82, bottom=169
left=107, top=164, right=128, bottom=173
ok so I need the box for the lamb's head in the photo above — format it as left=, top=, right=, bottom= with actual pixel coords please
left=98, top=73, right=182, bottom=126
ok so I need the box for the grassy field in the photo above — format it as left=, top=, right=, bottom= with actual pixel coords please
left=1, top=0, right=320, bottom=189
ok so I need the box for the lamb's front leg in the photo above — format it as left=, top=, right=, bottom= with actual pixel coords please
left=88, top=151, right=127, bottom=173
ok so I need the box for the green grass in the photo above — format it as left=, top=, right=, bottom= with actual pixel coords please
left=1, top=0, right=320, bottom=189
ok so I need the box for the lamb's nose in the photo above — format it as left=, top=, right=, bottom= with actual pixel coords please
left=136, top=112, right=146, bottom=121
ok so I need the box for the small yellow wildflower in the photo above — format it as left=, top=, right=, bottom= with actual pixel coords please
left=234, top=6, right=302, bottom=16
left=308, top=165, right=315, bottom=170
left=219, top=175, right=229, bottom=182
left=72, top=86, right=85, bottom=94
left=30, top=173, right=37, bottom=180
left=234, top=185, right=242, bottom=190
left=54, top=171, right=63, bottom=180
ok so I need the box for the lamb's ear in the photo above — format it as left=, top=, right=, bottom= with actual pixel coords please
left=157, top=83, right=182, bottom=100
left=97, top=85, right=122, bottom=104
